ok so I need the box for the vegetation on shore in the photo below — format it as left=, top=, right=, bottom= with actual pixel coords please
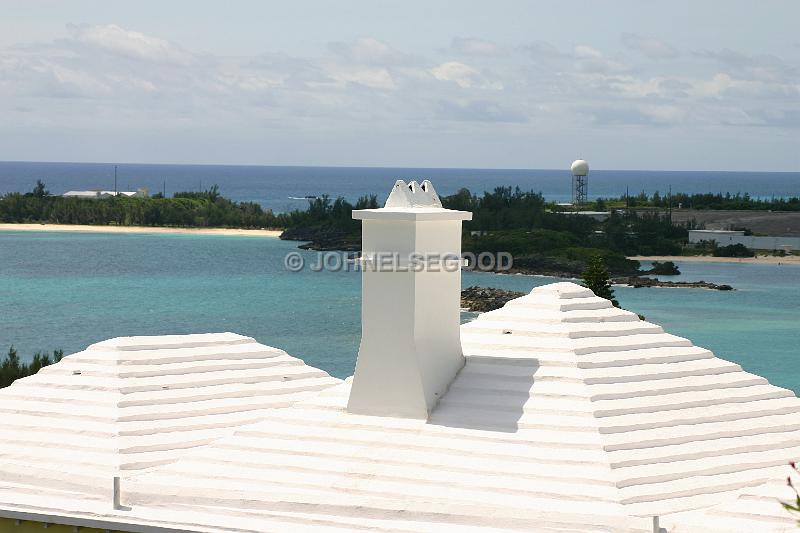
left=595, top=191, right=800, bottom=211
left=1, top=181, right=767, bottom=277
left=0, top=181, right=289, bottom=229
left=281, top=187, right=694, bottom=277
left=1, top=346, right=63, bottom=388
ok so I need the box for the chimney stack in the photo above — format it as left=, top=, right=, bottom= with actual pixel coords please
left=347, top=180, right=472, bottom=419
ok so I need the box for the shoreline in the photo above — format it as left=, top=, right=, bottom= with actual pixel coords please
left=629, top=255, right=800, bottom=265
left=0, top=223, right=283, bottom=238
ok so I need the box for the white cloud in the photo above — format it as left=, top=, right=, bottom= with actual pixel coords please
left=67, top=23, right=194, bottom=65
left=450, top=37, right=500, bottom=56
left=329, top=67, right=395, bottom=90
left=1, top=23, right=797, bottom=166
left=621, top=33, right=678, bottom=59
left=328, top=37, right=405, bottom=66
left=573, top=45, right=631, bottom=75
left=430, top=61, right=478, bottom=88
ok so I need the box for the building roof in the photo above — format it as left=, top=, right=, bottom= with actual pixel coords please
left=0, top=333, right=339, bottom=510
left=1, top=283, right=798, bottom=532
left=62, top=190, right=143, bottom=198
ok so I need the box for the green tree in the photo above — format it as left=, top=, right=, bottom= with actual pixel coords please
left=31, top=180, right=49, bottom=197
left=583, top=255, right=619, bottom=307
left=1, top=346, right=63, bottom=388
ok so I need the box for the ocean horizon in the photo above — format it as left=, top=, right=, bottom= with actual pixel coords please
left=1, top=161, right=798, bottom=213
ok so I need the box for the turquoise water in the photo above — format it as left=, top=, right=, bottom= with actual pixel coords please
left=1, top=231, right=798, bottom=392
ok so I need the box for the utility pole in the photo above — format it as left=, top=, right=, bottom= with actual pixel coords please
left=625, top=186, right=630, bottom=214
left=163, top=180, right=166, bottom=197
left=114, top=165, right=118, bottom=195
left=668, top=185, right=673, bottom=224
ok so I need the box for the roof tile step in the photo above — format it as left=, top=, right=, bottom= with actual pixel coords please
left=603, top=412, right=800, bottom=452
left=618, top=463, right=787, bottom=507
left=592, top=385, right=793, bottom=417
left=118, top=377, right=338, bottom=407
left=597, top=397, right=800, bottom=434
left=131, top=465, right=626, bottom=510
left=613, top=444, right=800, bottom=488
left=588, top=372, right=768, bottom=400
left=577, top=346, right=713, bottom=368
left=208, top=433, right=611, bottom=470
left=582, top=358, right=741, bottom=384
left=118, top=367, right=330, bottom=393
left=607, top=432, right=800, bottom=469
left=87, top=332, right=253, bottom=351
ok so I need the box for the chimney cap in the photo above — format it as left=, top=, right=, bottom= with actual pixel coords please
left=353, top=179, right=471, bottom=221
left=385, top=180, right=442, bottom=208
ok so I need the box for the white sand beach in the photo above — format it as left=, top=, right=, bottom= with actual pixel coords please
left=630, top=254, right=800, bottom=265
left=0, top=223, right=283, bottom=238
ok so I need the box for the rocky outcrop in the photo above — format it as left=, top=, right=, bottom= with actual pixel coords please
left=612, top=276, right=733, bottom=290
left=461, top=286, right=525, bottom=312
left=504, top=254, right=641, bottom=278
left=642, top=260, right=681, bottom=275
left=279, top=226, right=360, bottom=251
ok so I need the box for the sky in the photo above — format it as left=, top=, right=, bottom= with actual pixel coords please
left=0, top=0, right=798, bottom=171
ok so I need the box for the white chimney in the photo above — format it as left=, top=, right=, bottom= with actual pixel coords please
left=347, top=180, right=472, bottom=419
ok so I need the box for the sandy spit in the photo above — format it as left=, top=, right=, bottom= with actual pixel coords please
left=0, top=223, right=283, bottom=238
left=629, top=255, right=800, bottom=265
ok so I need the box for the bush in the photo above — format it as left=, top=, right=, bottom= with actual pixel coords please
left=713, top=243, right=755, bottom=257
left=1, top=346, right=63, bottom=388
left=582, top=255, right=619, bottom=307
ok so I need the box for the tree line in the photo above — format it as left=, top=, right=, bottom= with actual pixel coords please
left=0, top=181, right=702, bottom=274
left=1, top=346, right=63, bottom=388
left=599, top=191, right=800, bottom=211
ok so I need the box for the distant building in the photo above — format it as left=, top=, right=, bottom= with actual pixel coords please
left=62, top=188, right=149, bottom=199
left=553, top=209, right=611, bottom=221
left=689, top=229, right=800, bottom=251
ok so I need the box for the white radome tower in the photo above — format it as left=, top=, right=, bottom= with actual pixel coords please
left=347, top=180, right=472, bottom=419
left=571, top=158, right=589, bottom=206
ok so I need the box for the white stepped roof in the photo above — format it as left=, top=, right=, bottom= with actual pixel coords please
left=0, top=332, right=340, bottom=503
left=1, top=282, right=798, bottom=532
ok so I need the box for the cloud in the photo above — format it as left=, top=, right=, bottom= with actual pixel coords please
left=521, top=40, right=567, bottom=60
left=1, top=22, right=797, bottom=167
left=329, top=67, right=395, bottom=90
left=437, top=99, right=526, bottom=123
left=328, top=37, right=406, bottom=66
left=695, top=48, right=793, bottom=83
left=573, top=45, right=631, bottom=75
left=430, top=61, right=479, bottom=88
left=429, top=61, right=502, bottom=89
left=450, top=37, right=500, bottom=56
left=67, top=23, right=194, bottom=65
left=621, top=33, right=678, bottom=59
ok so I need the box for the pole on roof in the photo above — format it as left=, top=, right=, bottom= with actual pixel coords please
left=113, top=476, right=121, bottom=509
left=652, top=516, right=664, bottom=533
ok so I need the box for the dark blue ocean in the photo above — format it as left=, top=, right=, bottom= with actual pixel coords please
left=1, top=161, right=799, bottom=212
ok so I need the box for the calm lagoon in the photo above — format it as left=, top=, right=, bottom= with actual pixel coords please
left=1, top=231, right=798, bottom=392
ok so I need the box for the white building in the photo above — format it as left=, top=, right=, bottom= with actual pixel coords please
left=689, top=229, right=800, bottom=252
left=1, top=180, right=799, bottom=532
left=63, top=188, right=149, bottom=199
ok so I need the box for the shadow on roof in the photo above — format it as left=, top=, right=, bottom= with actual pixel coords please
left=427, top=357, right=539, bottom=433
